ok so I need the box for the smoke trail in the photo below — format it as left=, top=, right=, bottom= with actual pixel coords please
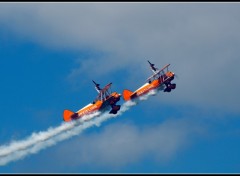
left=0, top=112, right=100, bottom=157
left=0, top=101, right=136, bottom=166
left=139, top=89, right=157, bottom=101
left=0, top=91, right=155, bottom=166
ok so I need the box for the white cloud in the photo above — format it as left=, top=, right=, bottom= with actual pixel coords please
left=0, top=3, right=240, bottom=112
left=1, top=3, right=240, bottom=173
left=51, top=117, right=205, bottom=171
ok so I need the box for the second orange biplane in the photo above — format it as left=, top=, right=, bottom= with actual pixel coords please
left=122, top=60, right=176, bottom=101
left=63, top=80, right=121, bottom=122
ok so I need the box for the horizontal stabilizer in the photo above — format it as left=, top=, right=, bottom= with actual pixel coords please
left=122, top=89, right=134, bottom=101
left=63, top=109, right=75, bottom=122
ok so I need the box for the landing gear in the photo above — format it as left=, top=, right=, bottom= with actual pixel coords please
left=164, top=83, right=176, bottom=92
left=169, top=83, right=176, bottom=89
left=164, top=87, right=171, bottom=92
left=109, top=105, right=121, bottom=114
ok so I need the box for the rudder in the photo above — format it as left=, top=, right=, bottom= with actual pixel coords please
left=63, top=109, right=75, bottom=122
left=122, top=89, right=133, bottom=101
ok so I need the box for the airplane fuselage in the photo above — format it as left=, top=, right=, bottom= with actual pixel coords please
left=63, top=92, right=121, bottom=122
left=132, top=79, right=160, bottom=98
left=123, top=71, right=175, bottom=101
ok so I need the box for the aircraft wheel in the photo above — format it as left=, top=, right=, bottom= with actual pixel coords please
left=109, top=110, right=117, bottom=114
left=164, top=87, right=171, bottom=92
left=169, top=83, right=176, bottom=89
left=113, top=105, right=121, bottom=111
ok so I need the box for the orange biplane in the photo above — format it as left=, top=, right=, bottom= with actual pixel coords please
left=122, top=60, right=176, bottom=101
left=63, top=80, right=121, bottom=122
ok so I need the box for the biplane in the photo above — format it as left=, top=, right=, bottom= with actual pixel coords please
left=122, top=60, right=176, bottom=101
left=63, top=80, right=121, bottom=122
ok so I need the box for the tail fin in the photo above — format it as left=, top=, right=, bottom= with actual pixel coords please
left=122, top=89, right=133, bottom=101
left=63, top=109, right=75, bottom=122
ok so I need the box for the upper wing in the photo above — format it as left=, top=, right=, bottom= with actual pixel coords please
left=95, top=82, right=112, bottom=101
left=101, top=82, right=112, bottom=92
left=146, top=64, right=170, bottom=82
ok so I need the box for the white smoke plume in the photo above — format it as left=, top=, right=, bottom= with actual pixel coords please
left=0, top=90, right=155, bottom=166
left=0, top=111, right=101, bottom=157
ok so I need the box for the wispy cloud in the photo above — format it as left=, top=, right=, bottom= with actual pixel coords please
left=0, top=95, right=138, bottom=166
left=1, top=3, right=239, bottom=112
left=1, top=3, right=240, bottom=173
left=50, top=115, right=205, bottom=171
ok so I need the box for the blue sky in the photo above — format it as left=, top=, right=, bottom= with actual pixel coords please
left=0, top=2, right=240, bottom=173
